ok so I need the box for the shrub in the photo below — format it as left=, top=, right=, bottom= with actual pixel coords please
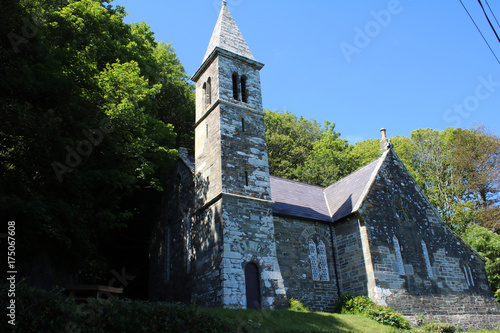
left=336, top=294, right=411, bottom=330
left=333, top=293, right=354, bottom=313
left=288, top=298, right=310, bottom=312
left=420, top=322, right=456, bottom=333
left=0, top=281, right=231, bottom=332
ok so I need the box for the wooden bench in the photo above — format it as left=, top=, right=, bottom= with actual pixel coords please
left=66, top=285, right=123, bottom=301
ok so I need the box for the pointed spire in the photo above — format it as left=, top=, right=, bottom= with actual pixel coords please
left=203, top=2, right=255, bottom=62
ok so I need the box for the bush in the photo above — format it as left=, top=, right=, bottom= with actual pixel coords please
left=288, top=298, right=310, bottom=312
left=335, top=294, right=411, bottom=330
left=333, top=293, right=354, bottom=313
left=420, top=322, right=456, bottom=333
left=0, top=281, right=231, bottom=332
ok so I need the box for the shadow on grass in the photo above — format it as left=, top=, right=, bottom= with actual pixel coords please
left=201, top=308, right=399, bottom=333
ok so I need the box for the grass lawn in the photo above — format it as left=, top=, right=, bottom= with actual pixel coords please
left=201, top=307, right=407, bottom=332
left=200, top=307, right=500, bottom=333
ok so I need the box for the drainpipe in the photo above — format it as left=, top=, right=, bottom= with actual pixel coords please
left=329, top=222, right=342, bottom=298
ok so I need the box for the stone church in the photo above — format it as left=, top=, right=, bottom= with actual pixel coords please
left=149, top=2, right=500, bottom=329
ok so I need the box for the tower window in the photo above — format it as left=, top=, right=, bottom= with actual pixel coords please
left=205, top=77, right=211, bottom=105
left=393, top=235, right=405, bottom=275
left=202, top=82, right=207, bottom=109
left=241, top=75, right=248, bottom=103
left=232, top=72, right=239, bottom=100
left=206, top=123, right=209, bottom=138
left=245, top=171, right=249, bottom=186
left=241, top=117, right=245, bottom=132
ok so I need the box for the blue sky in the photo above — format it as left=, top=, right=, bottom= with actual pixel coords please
left=113, top=0, right=500, bottom=143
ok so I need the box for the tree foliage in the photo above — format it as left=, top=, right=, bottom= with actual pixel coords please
left=264, top=110, right=356, bottom=186
left=0, top=0, right=194, bottom=283
left=264, top=109, right=499, bottom=237
left=462, top=225, right=500, bottom=301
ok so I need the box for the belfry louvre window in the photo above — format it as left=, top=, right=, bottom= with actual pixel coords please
left=393, top=235, right=405, bottom=275
left=232, top=72, right=239, bottom=100
left=241, top=75, right=248, bottom=103
left=205, top=77, right=211, bottom=105
left=309, top=240, right=329, bottom=281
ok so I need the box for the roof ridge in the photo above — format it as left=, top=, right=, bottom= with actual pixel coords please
left=323, top=154, right=383, bottom=192
left=270, top=175, right=325, bottom=189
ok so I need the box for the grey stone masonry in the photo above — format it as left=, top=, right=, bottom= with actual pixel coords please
left=190, top=2, right=285, bottom=309
left=357, top=149, right=500, bottom=328
left=333, top=215, right=370, bottom=297
left=274, top=216, right=338, bottom=312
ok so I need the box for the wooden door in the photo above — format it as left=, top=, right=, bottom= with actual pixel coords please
left=245, top=263, right=261, bottom=309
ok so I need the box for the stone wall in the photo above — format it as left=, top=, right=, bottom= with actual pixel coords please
left=333, top=215, right=369, bottom=297
left=191, top=200, right=224, bottom=307
left=220, top=196, right=286, bottom=309
left=357, top=150, right=500, bottom=328
left=274, top=216, right=339, bottom=312
left=149, top=159, right=194, bottom=302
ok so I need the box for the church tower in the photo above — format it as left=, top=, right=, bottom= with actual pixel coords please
left=191, top=1, right=286, bottom=309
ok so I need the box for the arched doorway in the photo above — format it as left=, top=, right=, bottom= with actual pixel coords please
left=245, top=263, right=261, bottom=309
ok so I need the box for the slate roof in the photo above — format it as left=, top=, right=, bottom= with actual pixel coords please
left=180, top=156, right=195, bottom=173
left=324, top=152, right=387, bottom=221
left=203, top=1, right=255, bottom=62
left=270, top=176, right=331, bottom=222
left=270, top=151, right=388, bottom=223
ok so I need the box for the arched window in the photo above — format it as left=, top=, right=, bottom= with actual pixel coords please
left=205, top=77, right=211, bottom=105
left=421, top=240, right=433, bottom=278
left=232, top=72, right=239, bottom=100
left=393, top=235, right=405, bottom=275
left=241, top=75, right=248, bottom=103
left=309, top=240, right=320, bottom=281
left=317, top=241, right=330, bottom=281
left=463, top=264, right=474, bottom=287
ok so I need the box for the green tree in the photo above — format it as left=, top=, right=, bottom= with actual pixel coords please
left=297, top=121, right=353, bottom=187
left=264, top=110, right=357, bottom=185
left=451, top=127, right=500, bottom=232
left=264, top=110, right=322, bottom=181
left=462, top=225, right=500, bottom=301
left=0, top=0, right=194, bottom=283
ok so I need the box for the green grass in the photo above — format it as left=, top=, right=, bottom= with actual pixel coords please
left=201, top=307, right=409, bottom=332
left=200, top=307, right=500, bottom=333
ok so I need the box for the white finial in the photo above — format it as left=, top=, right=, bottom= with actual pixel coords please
left=222, top=0, right=227, bottom=6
